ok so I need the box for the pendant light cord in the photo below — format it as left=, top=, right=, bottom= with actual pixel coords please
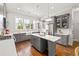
left=48, top=3, right=50, bottom=18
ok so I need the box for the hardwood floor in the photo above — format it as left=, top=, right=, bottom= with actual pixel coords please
left=56, top=44, right=74, bottom=56
left=56, top=41, right=79, bottom=56
left=31, top=47, right=48, bottom=56
left=15, top=40, right=48, bottom=56
left=15, top=40, right=79, bottom=56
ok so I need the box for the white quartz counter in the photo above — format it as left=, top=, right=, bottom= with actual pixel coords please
left=0, top=39, right=17, bottom=56
left=55, top=32, right=69, bottom=35
left=3, top=32, right=61, bottom=42
left=32, top=33, right=61, bottom=42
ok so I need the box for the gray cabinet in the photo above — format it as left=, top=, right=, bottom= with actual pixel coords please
left=55, top=14, right=70, bottom=29
left=48, top=41, right=56, bottom=56
left=31, top=35, right=47, bottom=52
left=0, top=36, right=12, bottom=40
left=13, top=33, right=30, bottom=42
left=56, top=35, right=69, bottom=46
left=53, top=13, right=70, bottom=46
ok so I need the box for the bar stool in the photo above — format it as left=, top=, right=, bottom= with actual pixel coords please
left=75, top=46, right=79, bottom=56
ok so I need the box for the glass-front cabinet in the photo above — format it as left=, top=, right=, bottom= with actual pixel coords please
left=55, top=14, right=70, bottom=29
left=54, top=13, right=70, bottom=46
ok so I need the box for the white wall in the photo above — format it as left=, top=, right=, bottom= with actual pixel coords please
left=72, top=8, right=79, bottom=42
left=6, top=12, right=15, bottom=32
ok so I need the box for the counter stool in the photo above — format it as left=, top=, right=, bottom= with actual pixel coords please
left=75, top=46, right=79, bottom=56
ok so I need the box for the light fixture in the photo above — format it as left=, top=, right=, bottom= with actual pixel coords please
left=51, top=6, right=54, bottom=9
left=0, top=3, right=3, bottom=6
left=17, top=8, right=20, bottom=10
left=3, top=3, right=7, bottom=18
left=45, top=3, right=52, bottom=22
left=75, top=8, right=79, bottom=11
left=45, top=18, right=52, bottom=22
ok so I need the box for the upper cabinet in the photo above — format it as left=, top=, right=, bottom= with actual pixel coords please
left=55, top=13, right=70, bottom=29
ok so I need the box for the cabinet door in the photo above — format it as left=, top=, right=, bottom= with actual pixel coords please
left=40, top=39, right=47, bottom=52
left=31, top=36, right=47, bottom=52
left=13, top=34, right=19, bottom=42
left=56, top=35, right=69, bottom=46
left=56, top=35, right=62, bottom=44
left=14, top=33, right=29, bottom=42
left=61, top=35, right=67, bottom=45
left=19, top=33, right=26, bottom=41
left=32, top=36, right=41, bottom=50
left=30, top=35, right=34, bottom=44
left=48, top=41, right=56, bottom=56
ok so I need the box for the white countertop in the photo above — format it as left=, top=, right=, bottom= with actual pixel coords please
left=0, top=39, right=17, bottom=56
left=55, top=32, right=69, bottom=35
left=5, top=32, right=60, bottom=42
left=3, top=32, right=61, bottom=42
left=32, top=33, right=61, bottom=42
left=4, top=33, right=13, bottom=36
left=2, top=31, right=31, bottom=36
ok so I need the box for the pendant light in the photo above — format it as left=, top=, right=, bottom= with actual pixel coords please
left=45, top=3, right=52, bottom=22
left=3, top=3, right=7, bottom=29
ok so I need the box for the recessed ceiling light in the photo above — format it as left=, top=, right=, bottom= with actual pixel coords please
left=75, top=8, right=79, bottom=11
left=17, top=8, right=20, bottom=10
left=51, top=7, right=54, bottom=9
left=0, top=3, right=3, bottom=6
left=45, top=18, right=52, bottom=22
left=36, top=5, right=40, bottom=8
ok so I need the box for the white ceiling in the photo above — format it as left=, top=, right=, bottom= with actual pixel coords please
left=6, top=3, right=50, bottom=18
left=0, top=3, right=79, bottom=19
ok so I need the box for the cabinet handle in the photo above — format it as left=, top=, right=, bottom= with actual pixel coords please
left=12, top=35, right=16, bottom=42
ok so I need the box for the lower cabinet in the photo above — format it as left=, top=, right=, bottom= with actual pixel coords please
left=48, top=41, right=56, bottom=56
left=13, top=33, right=30, bottom=42
left=56, top=35, right=69, bottom=46
left=31, top=35, right=47, bottom=52
left=0, top=36, right=12, bottom=40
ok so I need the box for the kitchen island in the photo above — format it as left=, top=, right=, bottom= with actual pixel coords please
left=31, top=33, right=61, bottom=56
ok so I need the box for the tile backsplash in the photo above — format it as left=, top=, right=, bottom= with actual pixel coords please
left=57, top=28, right=70, bottom=34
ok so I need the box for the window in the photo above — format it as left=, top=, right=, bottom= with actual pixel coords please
left=16, top=18, right=24, bottom=30
left=0, top=15, right=3, bottom=29
left=16, top=18, right=33, bottom=30
left=0, top=15, right=3, bottom=34
left=32, top=20, right=39, bottom=31
left=24, top=19, right=33, bottom=29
